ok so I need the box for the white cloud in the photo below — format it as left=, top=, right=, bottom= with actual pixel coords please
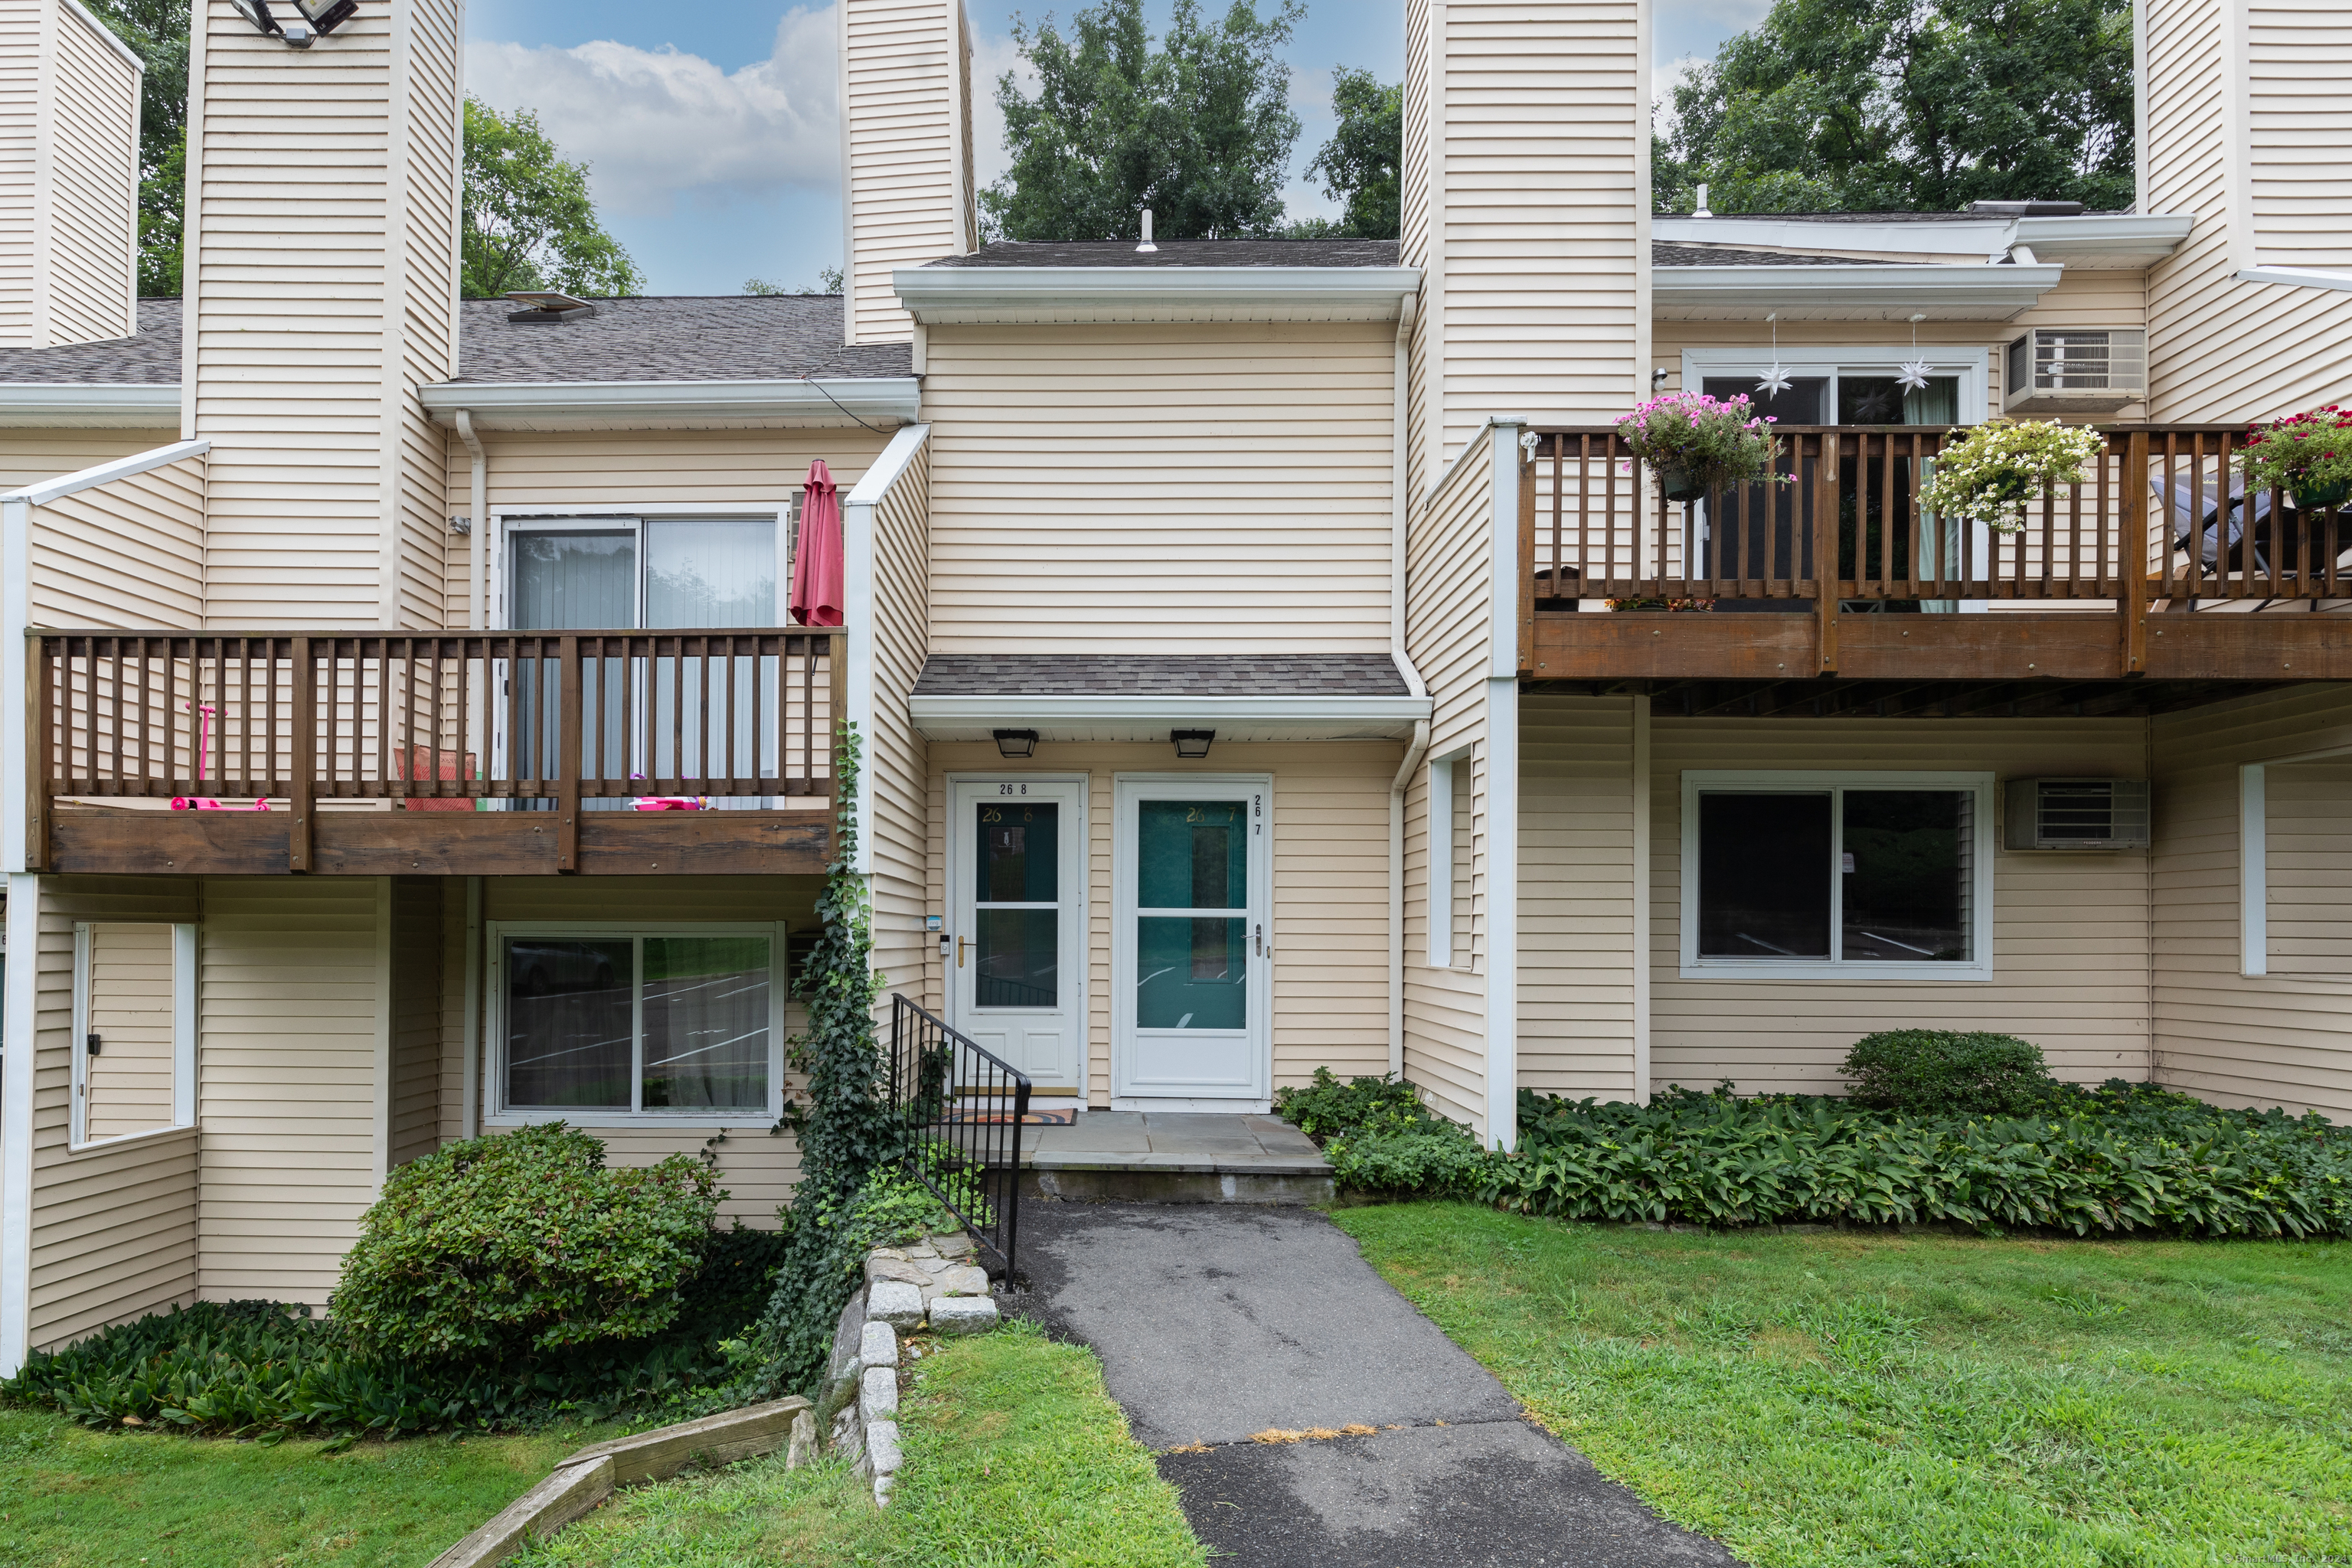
left=466, top=6, right=841, bottom=220
left=968, top=28, right=1031, bottom=198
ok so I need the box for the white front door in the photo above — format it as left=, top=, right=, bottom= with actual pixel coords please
left=949, top=778, right=1085, bottom=1093
left=1112, top=776, right=1271, bottom=1103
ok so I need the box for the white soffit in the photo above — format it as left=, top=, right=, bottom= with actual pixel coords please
left=906, top=694, right=1433, bottom=744
left=416, top=378, right=922, bottom=431
left=2009, top=213, right=2195, bottom=267
left=0, top=384, right=180, bottom=429
left=1654, top=263, right=2065, bottom=321
left=891, top=266, right=1426, bottom=325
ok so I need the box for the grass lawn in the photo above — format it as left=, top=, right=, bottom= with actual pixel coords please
left=515, top=1316, right=1205, bottom=1568
left=0, top=1408, right=632, bottom=1568
left=1336, top=1201, right=2352, bottom=1568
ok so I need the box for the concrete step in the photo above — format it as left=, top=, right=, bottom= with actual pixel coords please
left=1018, top=1111, right=1335, bottom=1205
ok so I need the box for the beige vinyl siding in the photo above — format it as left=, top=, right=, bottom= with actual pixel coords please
left=197, top=878, right=382, bottom=1308
left=0, top=428, right=178, bottom=492
left=841, top=0, right=969, bottom=345
left=477, top=877, right=817, bottom=1224
left=188, top=0, right=463, bottom=630
left=923, top=743, right=1400, bottom=1105
left=1652, top=273, right=2154, bottom=416
left=80, top=923, right=177, bottom=1141
left=42, top=0, right=137, bottom=348
left=393, top=0, right=459, bottom=628
left=920, top=322, right=1396, bottom=655
left=1401, top=433, right=1494, bottom=1130
left=387, top=877, right=439, bottom=1167
left=439, top=430, right=892, bottom=629
left=1518, top=695, right=1641, bottom=1100
left=23, top=446, right=204, bottom=627
left=1647, top=717, right=2152, bottom=1096
left=2246, top=2, right=2352, bottom=272
left=865, top=435, right=931, bottom=1032
left=2151, top=686, right=2352, bottom=1118
left=436, top=877, right=469, bottom=1143
left=0, top=0, right=34, bottom=344
left=2262, top=759, right=2352, bottom=970
left=1400, top=0, right=1432, bottom=494
left=26, top=877, right=200, bottom=1351
left=2145, top=0, right=2352, bottom=422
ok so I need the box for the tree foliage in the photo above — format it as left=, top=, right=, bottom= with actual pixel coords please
left=984, top=0, right=1305, bottom=240
left=462, top=96, right=645, bottom=299
left=80, top=0, right=191, bottom=296
left=1656, top=0, right=2135, bottom=214
left=1298, top=67, right=1401, bottom=239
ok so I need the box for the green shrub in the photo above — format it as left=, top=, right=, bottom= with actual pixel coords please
left=1320, top=1080, right=2352, bottom=1240
left=1841, top=1029, right=2059, bottom=1116
left=751, top=1163, right=969, bottom=1396
left=335, top=1122, right=721, bottom=1365
left=1274, top=1067, right=1436, bottom=1139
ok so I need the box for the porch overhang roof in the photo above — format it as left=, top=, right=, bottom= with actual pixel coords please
left=1652, top=262, right=2066, bottom=321
left=890, top=266, right=1426, bottom=325
left=906, top=692, right=1432, bottom=743
left=416, top=377, right=923, bottom=431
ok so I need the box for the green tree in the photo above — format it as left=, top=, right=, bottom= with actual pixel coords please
left=461, top=97, right=645, bottom=299
left=1302, top=67, right=1400, bottom=238
left=983, top=0, right=1306, bottom=241
left=79, top=0, right=190, bottom=296
left=1658, top=0, right=2135, bottom=214
left=743, top=266, right=844, bottom=295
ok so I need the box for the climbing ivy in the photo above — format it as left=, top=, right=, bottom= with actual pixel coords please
left=752, top=724, right=907, bottom=1394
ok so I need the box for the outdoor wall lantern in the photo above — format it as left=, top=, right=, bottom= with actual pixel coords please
left=230, top=0, right=360, bottom=47
left=1171, top=730, right=1215, bottom=760
left=992, top=729, right=1039, bottom=760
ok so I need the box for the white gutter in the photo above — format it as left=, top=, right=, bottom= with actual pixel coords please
left=0, top=384, right=181, bottom=428
left=2010, top=211, right=2194, bottom=260
left=841, top=424, right=933, bottom=876
left=1654, top=263, right=2063, bottom=320
left=1652, top=211, right=2194, bottom=265
left=1390, top=291, right=1427, bottom=1078
left=416, top=378, right=921, bottom=428
left=891, top=265, right=1426, bottom=325
left=2237, top=266, right=2352, bottom=294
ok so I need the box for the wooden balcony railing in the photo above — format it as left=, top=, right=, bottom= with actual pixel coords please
left=1527, top=425, right=2346, bottom=608
left=32, top=629, right=843, bottom=873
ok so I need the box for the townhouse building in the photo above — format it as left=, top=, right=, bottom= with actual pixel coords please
left=0, top=0, right=2346, bottom=1370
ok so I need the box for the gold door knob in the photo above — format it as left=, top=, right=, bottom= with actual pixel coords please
left=957, top=936, right=970, bottom=968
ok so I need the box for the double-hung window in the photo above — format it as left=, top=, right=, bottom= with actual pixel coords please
left=1680, top=772, right=1994, bottom=981
left=490, top=923, right=786, bottom=1120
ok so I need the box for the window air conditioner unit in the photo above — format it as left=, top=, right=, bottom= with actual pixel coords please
left=2003, top=329, right=2147, bottom=416
left=2004, top=778, right=2151, bottom=851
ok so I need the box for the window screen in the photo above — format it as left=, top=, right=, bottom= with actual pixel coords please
left=1696, top=786, right=1975, bottom=966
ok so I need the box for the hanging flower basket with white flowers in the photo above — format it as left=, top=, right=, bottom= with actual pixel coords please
left=1915, top=419, right=2106, bottom=534
left=1612, top=391, right=1786, bottom=502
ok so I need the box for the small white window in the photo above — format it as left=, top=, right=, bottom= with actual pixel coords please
left=488, top=923, right=787, bottom=1122
left=2242, top=756, right=2352, bottom=979
left=1428, top=749, right=1475, bottom=969
left=71, top=923, right=197, bottom=1148
left=1680, top=772, right=1994, bottom=982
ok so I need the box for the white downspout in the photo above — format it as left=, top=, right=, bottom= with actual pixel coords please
left=455, top=414, right=489, bottom=1138
left=456, top=410, right=487, bottom=632
left=0, top=494, right=31, bottom=1374
left=1390, top=292, right=1429, bottom=1080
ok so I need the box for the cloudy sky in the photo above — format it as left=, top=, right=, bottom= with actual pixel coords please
left=463, top=0, right=1771, bottom=296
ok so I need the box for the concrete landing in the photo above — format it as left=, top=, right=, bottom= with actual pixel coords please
left=1021, top=1112, right=1334, bottom=1204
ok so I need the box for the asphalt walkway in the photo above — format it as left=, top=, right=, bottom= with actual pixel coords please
left=1008, top=1201, right=1743, bottom=1568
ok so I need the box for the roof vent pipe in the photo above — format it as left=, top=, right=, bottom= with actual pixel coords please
left=1137, top=209, right=1158, bottom=253
left=1694, top=183, right=1712, bottom=218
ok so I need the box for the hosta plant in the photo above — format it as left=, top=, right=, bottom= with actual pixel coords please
left=1916, top=418, right=2105, bottom=532
left=2241, top=403, right=2352, bottom=511
left=1613, top=391, right=1785, bottom=498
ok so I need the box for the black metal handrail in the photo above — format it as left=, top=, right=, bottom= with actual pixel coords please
left=885, top=994, right=1031, bottom=1280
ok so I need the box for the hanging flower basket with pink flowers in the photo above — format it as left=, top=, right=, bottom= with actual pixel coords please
left=2243, top=404, right=2352, bottom=512
left=1612, top=390, right=1787, bottom=501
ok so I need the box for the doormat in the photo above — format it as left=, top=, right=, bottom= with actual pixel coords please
left=946, top=1106, right=1080, bottom=1126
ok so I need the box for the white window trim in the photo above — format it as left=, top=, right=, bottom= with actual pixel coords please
left=1426, top=746, right=1470, bottom=968
left=69, top=922, right=197, bottom=1152
left=488, top=505, right=795, bottom=632
left=1680, top=346, right=1991, bottom=424
left=2237, top=744, right=2352, bottom=983
left=1679, top=770, right=1995, bottom=982
left=483, top=920, right=789, bottom=1128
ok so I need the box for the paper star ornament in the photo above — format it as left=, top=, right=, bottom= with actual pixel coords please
left=1895, top=358, right=1935, bottom=392
left=1755, top=363, right=1795, bottom=397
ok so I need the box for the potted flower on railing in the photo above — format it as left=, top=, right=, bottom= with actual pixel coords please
left=1915, top=417, right=2105, bottom=532
left=2243, top=404, right=2352, bottom=514
left=1612, top=390, right=1785, bottom=502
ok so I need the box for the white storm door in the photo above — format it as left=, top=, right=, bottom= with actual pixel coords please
left=1112, top=777, right=1271, bottom=1101
left=950, top=779, right=1084, bottom=1091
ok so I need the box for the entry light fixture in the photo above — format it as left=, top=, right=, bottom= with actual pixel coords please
left=1171, top=729, right=1215, bottom=760
left=993, top=729, right=1038, bottom=760
left=230, top=0, right=359, bottom=46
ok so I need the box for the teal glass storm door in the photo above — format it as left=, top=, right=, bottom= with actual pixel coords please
left=950, top=778, right=1084, bottom=1091
left=1116, top=781, right=1269, bottom=1102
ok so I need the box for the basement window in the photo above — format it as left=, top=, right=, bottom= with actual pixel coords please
left=490, top=924, right=786, bottom=1120
left=1680, top=773, right=1994, bottom=982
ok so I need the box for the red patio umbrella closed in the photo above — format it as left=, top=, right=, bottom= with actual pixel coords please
left=790, top=458, right=844, bottom=626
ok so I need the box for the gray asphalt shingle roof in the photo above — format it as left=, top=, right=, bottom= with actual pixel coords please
left=0, top=299, right=182, bottom=384
left=923, top=239, right=1405, bottom=269
left=913, top=654, right=1410, bottom=697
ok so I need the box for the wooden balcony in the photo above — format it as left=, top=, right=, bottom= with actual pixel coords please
left=1520, top=426, right=2352, bottom=706
left=31, top=629, right=843, bottom=877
